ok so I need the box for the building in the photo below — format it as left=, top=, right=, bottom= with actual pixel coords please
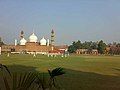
left=76, top=49, right=88, bottom=54
left=76, top=49, right=98, bottom=55
left=1, top=30, right=68, bottom=55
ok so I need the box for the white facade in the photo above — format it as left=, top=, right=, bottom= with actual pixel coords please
left=40, top=37, right=47, bottom=45
left=20, top=38, right=27, bottom=45
left=19, top=32, right=51, bottom=46
left=29, top=33, right=38, bottom=43
left=47, top=39, right=50, bottom=46
left=15, top=39, right=17, bottom=46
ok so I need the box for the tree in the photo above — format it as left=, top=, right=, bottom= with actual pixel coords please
left=68, top=45, right=76, bottom=53
left=48, top=67, right=65, bottom=89
left=68, top=40, right=99, bottom=53
left=90, top=42, right=98, bottom=49
left=0, top=65, right=65, bottom=90
left=109, top=43, right=120, bottom=55
left=82, top=41, right=91, bottom=49
left=68, top=41, right=82, bottom=53
left=97, top=40, right=106, bottom=54
left=74, top=40, right=82, bottom=49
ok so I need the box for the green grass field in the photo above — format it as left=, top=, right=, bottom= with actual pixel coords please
left=0, top=54, right=120, bottom=90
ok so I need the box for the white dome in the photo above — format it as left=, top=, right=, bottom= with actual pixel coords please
left=40, top=37, right=47, bottom=45
left=20, top=38, right=27, bottom=45
left=29, top=33, right=38, bottom=43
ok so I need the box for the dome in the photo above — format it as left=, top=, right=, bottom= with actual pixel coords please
left=29, top=33, right=38, bottom=43
left=40, top=37, right=47, bottom=45
left=20, top=38, right=27, bottom=45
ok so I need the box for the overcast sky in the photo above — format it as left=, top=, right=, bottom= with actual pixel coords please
left=0, top=0, right=120, bottom=45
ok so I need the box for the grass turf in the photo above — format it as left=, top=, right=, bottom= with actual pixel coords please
left=0, top=54, right=120, bottom=90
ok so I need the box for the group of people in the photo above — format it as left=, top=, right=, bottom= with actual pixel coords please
left=5, top=51, right=70, bottom=58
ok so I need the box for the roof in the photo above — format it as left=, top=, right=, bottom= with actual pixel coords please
left=55, top=45, right=68, bottom=49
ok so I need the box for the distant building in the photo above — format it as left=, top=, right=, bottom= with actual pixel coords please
left=55, top=45, right=68, bottom=53
left=76, top=49, right=98, bottom=55
left=76, top=49, right=88, bottom=54
left=106, top=44, right=120, bottom=55
left=1, top=30, right=68, bottom=55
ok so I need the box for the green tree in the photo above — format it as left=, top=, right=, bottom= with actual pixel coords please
left=97, top=40, right=106, bottom=54
left=48, top=67, right=65, bottom=89
left=82, top=41, right=91, bottom=49
left=68, top=40, right=100, bottom=53
left=90, top=42, right=98, bottom=49
left=74, top=40, right=82, bottom=49
left=68, top=41, right=82, bottom=53
left=68, top=45, right=76, bottom=53
left=0, top=65, right=65, bottom=90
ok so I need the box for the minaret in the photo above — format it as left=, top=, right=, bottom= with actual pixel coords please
left=51, top=29, right=55, bottom=46
left=20, top=31, right=24, bottom=39
left=15, top=39, right=17, bottom=46
left=47, top=39, right=50, bottom=46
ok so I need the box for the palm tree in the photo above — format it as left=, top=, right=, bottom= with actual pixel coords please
left=34, top=73, right=48, bottom=90
left=0, top=64, right=11, bottom=90
left=0, top=64, right=37, bottom=90
left=48, top=67, right=65, bottom=89
left=0, top=65, right=65, bottom=90
left=0, top=64, right=11, bottom=76
left=12, top=72, right=37, bottom=90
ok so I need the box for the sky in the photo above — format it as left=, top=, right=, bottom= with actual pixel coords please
left=0, top=0, right=120, bottom=45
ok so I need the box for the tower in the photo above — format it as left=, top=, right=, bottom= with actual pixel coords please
left=51, top=29, right=55, bottom=46
left=15, top=39, right=17, bottom=46
left=47, top=39, right=50, bottom=46
left=20, top=31, right=24, bottom=39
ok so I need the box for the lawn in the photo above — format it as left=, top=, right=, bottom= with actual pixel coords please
left=0, top=54, right=120, bottom=90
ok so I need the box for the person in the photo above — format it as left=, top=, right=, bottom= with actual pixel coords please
left=61, top=54, right=64, bottom=57
left=33, top=52, right=36, bottom=57
left=7, top=53, right=10, bottom=57
left=47, top=54, right=50, bottom=57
